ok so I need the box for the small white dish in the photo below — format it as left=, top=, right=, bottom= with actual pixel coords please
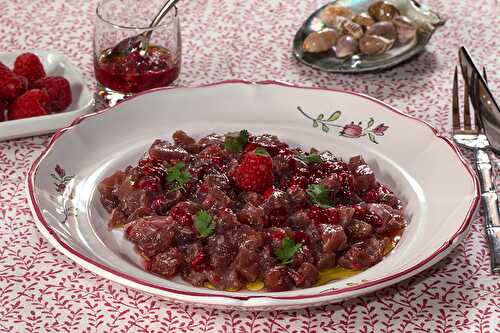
left=0, top=50, right=94, bottom=141
left=27, top=81, right=479, bottom=310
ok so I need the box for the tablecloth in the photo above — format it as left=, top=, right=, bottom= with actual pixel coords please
left=1, top=0, right=499, bottom=332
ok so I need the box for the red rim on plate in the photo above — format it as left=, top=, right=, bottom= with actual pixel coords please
left=26, top=80, right=480, bottom=303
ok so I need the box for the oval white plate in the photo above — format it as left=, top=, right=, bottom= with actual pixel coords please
left=0, top=50, right=94, bottom=141
left=26, top=81, right=479, bottom=310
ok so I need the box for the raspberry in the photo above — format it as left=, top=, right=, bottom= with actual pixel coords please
left=0, top=101, right=6, bottom=122
left=13, top=53, right=46, bottom=84
left=0, top=72, right=28, bottom=100
left=169, top=204, right=193, bottom=225
left=8, top=89, right=49, bottom=120
left=232, top=148, right=274, bottom=193
left=293, top=231, right=309, bottom=244
left=364, top=189, right=378, bottom=203
left=364, top=213, right=383, bottom=227
left=33, top=76, right=72, bottom=113
left=191, top=253, right=206, bottom=272
left=0, top=62, right=11, bottom=75
left=307, top=205, right=339, bottom=224
left=307, top=205, right=329, bottom=224
left=352, top=204, right=366, bottom=219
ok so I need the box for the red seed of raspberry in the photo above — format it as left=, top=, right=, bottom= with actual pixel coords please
left=33, top=76, right=72, bottom=113
left=13, top=53, right=46, bottom=85
left=8, top=89, right=49, bottom=120
left=0, top=73, right=28, bottom=100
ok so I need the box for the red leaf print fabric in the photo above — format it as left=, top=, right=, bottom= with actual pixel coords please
left=0, top=0, right=499, bottom=332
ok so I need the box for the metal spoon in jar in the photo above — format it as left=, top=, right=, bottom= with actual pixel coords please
left=111, top=0, right=180, bottom=56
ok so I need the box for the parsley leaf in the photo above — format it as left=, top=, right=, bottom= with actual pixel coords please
left=254, top=147, right=270, bottom=157
left=298, top=153, right=322, bottom=165
left=166, top=161, right=192, bottom=192
left=274, top=237, right=302, bottom=265
left=306, top=184, right=332, bottom=208
left=194, top=210, right=215, bottom=238
left=224, top=130, right=249, bottom=153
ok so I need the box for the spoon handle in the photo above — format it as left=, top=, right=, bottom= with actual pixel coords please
left=142, top=0, right=180, bottom=51
left=149, top=0, right=180, bottom=28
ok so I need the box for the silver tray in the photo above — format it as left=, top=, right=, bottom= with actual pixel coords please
left=293, top=0, right=444, bottom=73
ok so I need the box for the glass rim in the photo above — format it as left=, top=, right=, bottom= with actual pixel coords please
left=96, top=0, right=178, bottom=31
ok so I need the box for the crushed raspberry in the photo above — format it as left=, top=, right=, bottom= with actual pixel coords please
left=293, top=231, right=309, bottom=244
left=364, top=213, right=383, bottom=227
left=352, top=204, right=366, bottom=220
left=267, top=207, right=288, bottom=227
left=13, top=53, right=46, bottom=84
left=8, top=89, right=49, bottom=120
left=307, top=205, right=329, bottom=224
left=285, top=174, right=309, bottom=189
left=271, top=229, right=286, bottom=241
left=151, top=195, right=166, bottom=214
left=326, top=208, right=340, bottom=224
left=169, top=205, right=193, bottom=225
left=365, top=190, right=379, bottom=203
left=0, top=73, right=28, bottom=100
left=136, top=178, right=160, bottom=192
left=191, top=253, right=206, bottom=272
left=33, top=76, right=72, bottom=113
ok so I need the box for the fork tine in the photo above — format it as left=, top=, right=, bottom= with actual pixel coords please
left=463, top=71, right=472, bottom=130
left=452, top=66, right=461, bottom=131
left=483, top=66, right=488, bottom=83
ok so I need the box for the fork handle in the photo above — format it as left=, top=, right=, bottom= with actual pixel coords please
left=475, top=149, right=500, bottom=272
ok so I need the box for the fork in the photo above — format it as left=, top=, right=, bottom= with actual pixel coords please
left=452, top=66, right=500, bottom=273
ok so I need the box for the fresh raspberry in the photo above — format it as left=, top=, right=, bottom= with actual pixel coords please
left=232, top=147, right=274, bottom=193
left=0, top=72, right=28, bottom=100
left=0, top=100, right=6, bottom=122
left=8, top=89, right=49, bottom=120
left=0, top=62, right=11, bottom=75
left=33, top=76, right=72, bottom=113
left=13, top=53, right=46, bottom=84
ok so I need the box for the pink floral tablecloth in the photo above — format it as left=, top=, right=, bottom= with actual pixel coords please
left=1, top=0, right=499, bottom=332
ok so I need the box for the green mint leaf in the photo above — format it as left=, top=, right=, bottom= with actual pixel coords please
left=313, top=120, right=319, bottom=128
left=166, top=161, right=191, bottom=192
left=298, top=153, right=322, bottom=165
left=274, top=237, right=302, bottom=265
left=322, top=124, right=329, bottom=133
left=317, top=114, right=325, bottom=120
left=224, top=130, right=249, bottom=153
left=194, top=210, right=215, bottom=238
left=254, top=147, right=270, bottom=157
left=327, top=111, right=341, bottom=121
left=306, top=184, right=332, bottom=208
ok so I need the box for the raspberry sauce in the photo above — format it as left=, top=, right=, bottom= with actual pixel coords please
left=94, top=45, right=180, bottom=94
